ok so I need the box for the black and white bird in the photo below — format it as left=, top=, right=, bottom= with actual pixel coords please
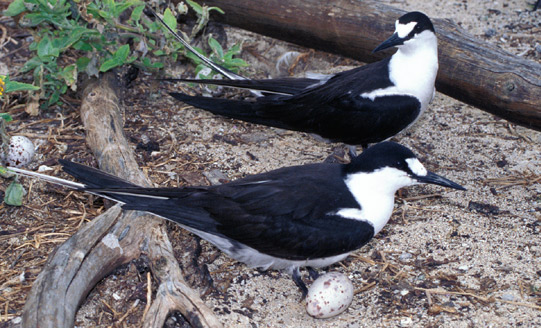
left=158, top=11, right=439, bottom=150
left=10, top=142, right=464, bottom=296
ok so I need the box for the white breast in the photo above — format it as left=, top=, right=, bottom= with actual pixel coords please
left=361, top=30, right=438, bottom=112
left=388, top=31, right=438, bottom=109
left=343, top=167, right=417, bottom=234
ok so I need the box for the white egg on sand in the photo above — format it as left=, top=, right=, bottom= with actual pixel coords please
left=1, top=136, right=35, bottom=168
left=306, top=272, right=354, bottom=319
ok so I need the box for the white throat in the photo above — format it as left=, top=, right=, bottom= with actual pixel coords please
left=344, top=168, right=415, bottom=234
left=389, top=30, right=438, bottom=110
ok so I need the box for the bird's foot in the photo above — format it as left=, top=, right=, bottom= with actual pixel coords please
left=292, top=268, right=309, bottom=300
left=307, top=267, right=320, bottom=280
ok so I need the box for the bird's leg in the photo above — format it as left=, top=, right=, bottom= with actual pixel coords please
left=291, top=268, right=309, bottom=299
left=307, top=267, right=320, bottom=280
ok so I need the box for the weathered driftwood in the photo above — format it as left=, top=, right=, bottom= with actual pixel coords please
left=202, top=0, right=541, bottom=131
left=22, top=73, right=222, bottom=328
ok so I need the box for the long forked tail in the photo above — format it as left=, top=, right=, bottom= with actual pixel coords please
left=162, top=77, right=319, bottom=95
left=8, top=161, right=180, bottom=207
left=7, top=160, right=138, bottom=198
left=7, top=165, right=85, bottom=190
left=170, top=92, right=288, bottom=129
left=146, top=5, right=245, bottom=81
left=58, top=160, right=138, bottom=189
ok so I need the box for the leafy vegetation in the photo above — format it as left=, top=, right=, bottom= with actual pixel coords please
left=0, top=75, right=40, bottom=95
left=2, top=0, right=247, bottom=110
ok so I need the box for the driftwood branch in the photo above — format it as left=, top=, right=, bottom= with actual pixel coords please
left=22, top=73, right=222, bottom=328
left=202, top=0, right=541, bottom=131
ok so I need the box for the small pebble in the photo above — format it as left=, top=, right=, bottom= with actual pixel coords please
left=399, top=317, right=413, bottom=327
left=399, top=252, right=412, bottom=261
left=485, top=28, right=497, bottom=37
left=19, top=271, right=25, bottom=283
left=38, top=165, right=54, bottom=172
left=203, top=169, right=229, bottom=185
left=501, top=293, right=515, bottom=301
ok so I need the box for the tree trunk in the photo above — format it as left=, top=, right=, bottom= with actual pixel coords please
left=203, top=0, right=541, bottom=131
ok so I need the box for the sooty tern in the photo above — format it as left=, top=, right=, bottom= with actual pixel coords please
left=10, top=142, right=464, bottom=296
left=157, top=11, right=439, bottom=150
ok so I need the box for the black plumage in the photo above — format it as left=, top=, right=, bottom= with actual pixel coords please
left=59, top=157, right=374, bottom=261
left=52, top=142, right=464, bottom=295
left=163, top=11, right=438, bottom=148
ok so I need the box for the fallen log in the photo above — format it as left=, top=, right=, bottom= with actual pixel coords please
left=22, top=73, right=222, bottom=328
left=202, top=0, right=541, bottom=131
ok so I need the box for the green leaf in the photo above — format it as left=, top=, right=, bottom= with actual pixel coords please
left=130, top=4, right=144, bottom=22
left=3, top=80, right=41, bottom=93
left=23, top=10, right=70, bottom=28
left=226, top=58, right=248, bottom=67
left=226, top=43, right=241, bottom=55
left=47, top=89, right=61, bottom=106
left=207, top=6, right=225, bottom=15
left=73, top=40, right=93, bottom=51
left=37, top=36, right=60, bottom=61
left=114, top=44, right=130, bottom=61
left=99, top=44, right=130, bottom=72
left=56, top=64, right=77, bottom=89
left=186, top=0, right=203, bottom=15
left=163, top=8, right=177, bottom=31
left=99, top=58, right=120, bottom=72
left=142, top=57, right=164, bottom=69
left=76, top=57, right=91, bottom=71
left=59, top=26, right=96, bottom=51
left=96, top=9, right=112, bottom=20
left=2, top=75, right=40, bottom=93
left=21, top=57, right=43, bottom=73
left=184, top=46, right=206, bottom=65
left=0, top=113, right=13, bottom=122
left=3, top=0, right=27, bottom=16
left=4, top=181, right=25, bottom=206
left=208, top=37, right=223, bottom=59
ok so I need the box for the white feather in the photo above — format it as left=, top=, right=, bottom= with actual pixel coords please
left=360, top=29, right=438, bottom=121
left=8, top=167, right=84, bottom=189
left=344, top=166, right=417, bottom=235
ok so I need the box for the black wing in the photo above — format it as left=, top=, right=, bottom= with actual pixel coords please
left=124, top=164, right=374, bottom=260
left=61, top=160, right=374, bottom=260
left=170, top=58, right=421, bottom=145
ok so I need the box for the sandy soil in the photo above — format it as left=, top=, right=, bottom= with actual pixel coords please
left=1, top=0, right=539, bottom=327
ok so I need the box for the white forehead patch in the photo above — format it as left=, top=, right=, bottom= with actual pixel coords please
left=405, top=158, right=427, bottom=176
left=395, top=21, right=417, bottom=38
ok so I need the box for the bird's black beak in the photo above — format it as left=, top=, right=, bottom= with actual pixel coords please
left=416, top=171, right=466, bottom=191
left=373, top=33, right=404, bottom=53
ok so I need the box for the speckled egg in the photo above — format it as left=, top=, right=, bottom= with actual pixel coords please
left=306, top=272, right=354, bottom=318
left=2, top=136, right=35, bottom=167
